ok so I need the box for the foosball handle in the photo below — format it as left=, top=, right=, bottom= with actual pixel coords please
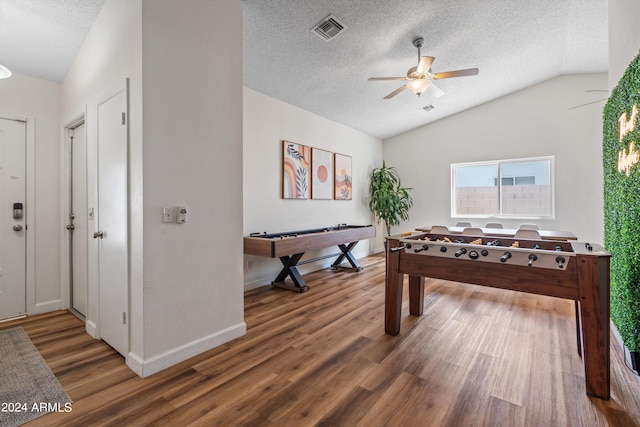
left=500, top=251, right=512, bottom=263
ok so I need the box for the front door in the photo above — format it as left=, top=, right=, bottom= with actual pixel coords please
left=0, top=118, right=27, bottom=320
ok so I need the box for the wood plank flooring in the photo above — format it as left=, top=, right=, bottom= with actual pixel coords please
left=3, top=254, right=640, bottom=426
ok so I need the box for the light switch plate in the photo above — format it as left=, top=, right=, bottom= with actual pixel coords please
left=162, top=207, right=176, bottom=223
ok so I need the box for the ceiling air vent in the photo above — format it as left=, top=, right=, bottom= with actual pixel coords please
left=421, top=104, right=436, bottom=112
left=312, top=15, right=346, bottom=41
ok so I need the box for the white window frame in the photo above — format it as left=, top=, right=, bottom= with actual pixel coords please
left=451, top=156, right=555, bottom=220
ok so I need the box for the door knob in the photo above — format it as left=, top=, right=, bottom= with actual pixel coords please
left=13, top=224, right=23, bottom=232
left=93, top=230, right=104, bottom=239
left=66, top=224, right=75, bottom=230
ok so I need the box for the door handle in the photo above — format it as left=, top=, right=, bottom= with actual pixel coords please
left=93, top=230, right=104, bottom=239
left=13, top=224, right=23, bottom=232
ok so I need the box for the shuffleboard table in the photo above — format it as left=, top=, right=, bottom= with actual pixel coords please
left=244, top=224, right=376, bottom=292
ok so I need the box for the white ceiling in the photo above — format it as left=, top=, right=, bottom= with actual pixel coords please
left=0, top=0, right=608, bottom=139
left=0, top=0, right=106, bottom=82
left=244, top=0, right=608, bottom=139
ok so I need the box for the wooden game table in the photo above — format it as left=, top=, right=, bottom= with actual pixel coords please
left=244, top=224, right=375, bottom=292
left=385, top=230, right=610, bottom=399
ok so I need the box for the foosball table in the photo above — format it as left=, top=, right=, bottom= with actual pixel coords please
left=385, top=230, right=611, bottom=400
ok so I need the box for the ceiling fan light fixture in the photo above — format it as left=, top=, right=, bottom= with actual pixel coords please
left=0, top=64, right=11, bottom=79
left=407, top=79, right=431, bottom=96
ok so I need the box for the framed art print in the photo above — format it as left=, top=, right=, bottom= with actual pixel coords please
left=282, top=140, right=310, bottom=199
left=334, top=153, right=352, bottom=200
left=311, top=148, right=333, bottom=200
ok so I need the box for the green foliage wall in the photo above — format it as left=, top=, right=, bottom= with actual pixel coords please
left=603, top=49, right=640, bottom=352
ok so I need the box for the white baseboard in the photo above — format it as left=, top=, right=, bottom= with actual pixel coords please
left=85, top=320, right=98, bottom=339
left=244, top=278, right=271, bottom=291
left=126, top=322, right=247, bottom=378
left=372, top=246, right=385, bottom=254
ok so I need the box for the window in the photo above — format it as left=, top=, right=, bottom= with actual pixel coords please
left=495, top=176, right=535, bottom=186
left=451, top=156, right=554, bottom=219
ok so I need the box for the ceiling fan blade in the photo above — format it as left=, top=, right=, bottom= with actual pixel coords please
left=383, top=85, right=407, bottom=99
left=368, top=77, right=408, bottom=81
left=432, top=68, right=479, bottom=79
left=416, top=56, right=435, bottom=76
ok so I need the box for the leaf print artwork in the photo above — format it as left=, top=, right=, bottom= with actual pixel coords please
left=282, top=141, right=310, bottom=199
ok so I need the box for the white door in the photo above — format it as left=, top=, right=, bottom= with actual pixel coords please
left=96, top=85, right=128, bottom=356
left=0, top=118, right=26, bottom=319
left=69, top=122, right=88, bottom=317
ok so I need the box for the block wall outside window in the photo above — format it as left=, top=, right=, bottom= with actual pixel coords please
left=455, top=186, right=498, bottom=215
left=501, top=184, right=551, bottom=215
left=451, top=157, right=554, bottom=219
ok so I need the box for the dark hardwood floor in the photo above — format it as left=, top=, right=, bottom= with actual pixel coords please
left=3, top=254, right=640, bottom=426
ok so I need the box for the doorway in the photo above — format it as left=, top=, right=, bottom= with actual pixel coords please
left=67, top=120, right=88, bottom=319
left=0, top=118, right=27, bottom=320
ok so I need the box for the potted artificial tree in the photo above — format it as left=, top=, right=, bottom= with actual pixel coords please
left=368, top=161, right=414, bottom=236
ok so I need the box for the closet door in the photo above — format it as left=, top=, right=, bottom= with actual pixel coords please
left=96, top=83, right=129, bottom=357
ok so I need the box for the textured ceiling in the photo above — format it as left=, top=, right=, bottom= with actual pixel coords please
left=0, top=1, right=608, bottom=140
left=243, top=0, right=609, bottom=139
left=0, top=0, right=106, bottom=82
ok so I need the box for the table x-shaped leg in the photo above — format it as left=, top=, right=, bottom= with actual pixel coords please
left=331, top=242, right=362, bottom=271
left=272, top=253, right=308, bottom=292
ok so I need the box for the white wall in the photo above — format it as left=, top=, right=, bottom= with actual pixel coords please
left=61, top=0, right=245, bottom=377
left=243, top=88, right=384, bottom=289
left=61, top=0, right=144, bottom=360
left=0, top=73, right=62, bottom=314
left=383, top=73, right=607, bottom=244
left=608, top=0, right=640, bottom=90
left=139, top=0, right=245, bottom=374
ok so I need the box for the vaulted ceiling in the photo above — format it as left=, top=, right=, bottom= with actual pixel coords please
left=243, top=0, right=608, bottom=139
left=0, top=0, right=608, bottom=139
left=0, top=0, right=106, bottom=82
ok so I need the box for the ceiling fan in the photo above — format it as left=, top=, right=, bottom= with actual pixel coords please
left=368, top=37, right=479, bottom=99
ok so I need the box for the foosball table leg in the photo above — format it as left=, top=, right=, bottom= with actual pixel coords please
left=385, top=239, right=404, bottom=335
left=409, top=276, right=425, bottom=316
left=575, top=300, right=582, bottom=357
